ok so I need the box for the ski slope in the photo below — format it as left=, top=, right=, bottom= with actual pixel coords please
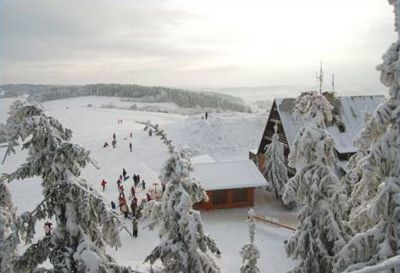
left=0, top=96, right=297, bottom=272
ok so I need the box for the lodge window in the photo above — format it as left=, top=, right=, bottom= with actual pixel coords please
left=212, top=190, right=228, bottom=205
left=233, top=189, right=248, bottom=203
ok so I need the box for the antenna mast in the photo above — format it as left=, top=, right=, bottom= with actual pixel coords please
left=316, top=61, right=324, bottom=94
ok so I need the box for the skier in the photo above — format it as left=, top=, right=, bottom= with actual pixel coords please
left=141, top=180, right=146, bottom=190
left=129, top=142, right=133, bottom=152
left=146, top=192, right=152, bottom=202
left=148, top=128, right=153, bottom=137
left=113, top=133, right=116, bottom=140
left=122, top=169, right=127, bottom=179
left=132, top=217, right=138, bottom=238
left=112, top=140, right=116, bottom=148
left=44, top=221, right=52, bottom=236
left=130, top=132, right=133, bottom=138
left=205, top=111, right=208, bottom=120
left=101, top=179, right=107, bottom=191
left=111, top=200, right=116, bottom=209
left=103, top=142, right=109, bottom=148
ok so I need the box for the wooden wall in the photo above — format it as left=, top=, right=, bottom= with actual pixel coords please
left=195, top=187, right=255, bottom=211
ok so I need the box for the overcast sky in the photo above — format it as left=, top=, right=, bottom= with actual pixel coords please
left=0, top=0, right=397, bottom=93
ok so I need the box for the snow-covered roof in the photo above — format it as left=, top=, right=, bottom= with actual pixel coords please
left=193, top=160, right=268, bottom=191
left=191, top=154, right=216, bottom=164
left=275, top=95, right=383, bottom=154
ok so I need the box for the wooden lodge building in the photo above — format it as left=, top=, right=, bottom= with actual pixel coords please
left=193, top=160, right=268, bottom=210
left=251, top=94, right=384, bottom=176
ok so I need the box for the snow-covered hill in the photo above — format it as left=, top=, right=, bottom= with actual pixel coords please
left=0, top=96, right=296, bottom=272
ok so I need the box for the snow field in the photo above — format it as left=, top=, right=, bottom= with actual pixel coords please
left=0, top=96, right=297, bottom=272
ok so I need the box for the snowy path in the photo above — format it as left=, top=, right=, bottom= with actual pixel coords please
left=0, top=96, right=297, bottom=272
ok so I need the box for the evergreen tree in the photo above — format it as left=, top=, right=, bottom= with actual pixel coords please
left=335, top=1, right=400, bottom=271
left=264, top=124, right=291, bottom=207
left=292, top=91, right=333, bottom=128
left=1, top=102, right=131, bottom=273
left=0, top=182, right=17, bottom=273
left=282, top=92, right=351, bottom=273
left=142, top=122, right=221, bottom=273
left=240, top=209, right=260, bottom=273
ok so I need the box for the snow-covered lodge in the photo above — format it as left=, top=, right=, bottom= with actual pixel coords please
left=252, top=94, right=384, bottom=175
left=193, top=160, right=268, bottom=210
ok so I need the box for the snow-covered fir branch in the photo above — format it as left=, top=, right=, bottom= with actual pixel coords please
left=292, top=91, right=333, bottom=128
left=334, top=2, right=400, bottom=271
left=0, top=182, right=17, bottom=273
left=142, top=122, right=221, bottom=273
left=240, top=209, right=260, bottom=273
left=1, top=102, right=132, bottom=273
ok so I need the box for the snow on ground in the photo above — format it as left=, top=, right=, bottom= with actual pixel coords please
left=167, top=112, right=265, bottom=161
left=0, top=96, right=297, bottom=272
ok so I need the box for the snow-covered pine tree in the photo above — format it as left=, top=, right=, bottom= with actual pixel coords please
left=1, top=103, right=131, bottom=273
left=282, top=92, right=352, bottom=273
left=292, top=91, right=333, bottom=128
left=240, top=208, right=260, bottom=273
left=0, top=182, right=17, bottom=273
left=142, top=122, right=221, bottom=273
left=264, top=123, right=292, bottom=207
left=334, top=1, right=400, bottom=272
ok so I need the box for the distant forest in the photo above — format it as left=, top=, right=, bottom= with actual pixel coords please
left=0, top=84, right=250, bottom=112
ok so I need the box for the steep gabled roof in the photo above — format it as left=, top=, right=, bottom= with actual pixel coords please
left=274, top=95, right=384, bottom=154
left=193, top=160, right=268, bottom=191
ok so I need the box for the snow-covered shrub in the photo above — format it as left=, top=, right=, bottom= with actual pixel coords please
left=264, top=124, right=292, bottom=207
left=334, top=2, right=400, bottom=271
left=282, top=91, right=351, bottom=273
left=1, top=103, right=131, bottom=273
left=142, top=122, right=221, bottom=273
left=240, top=209, right=260, bottom=273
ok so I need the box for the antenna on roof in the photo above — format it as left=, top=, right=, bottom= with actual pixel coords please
left=332, top=74, right=335, bottom=92
left=316, top=61, right=324, bottom=94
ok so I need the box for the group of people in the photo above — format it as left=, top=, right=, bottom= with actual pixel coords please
left=105, top=168, right=157, bottom=238
left=201, top=111, right=209, bottom=120
left=103, top=131, right=135, bottom=152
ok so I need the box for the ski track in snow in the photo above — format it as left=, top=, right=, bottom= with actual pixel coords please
left=0, top=96, right=297, bottom=273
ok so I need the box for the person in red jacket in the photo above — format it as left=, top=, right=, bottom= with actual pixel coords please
left=101, top=179, right=107, bottom=191
left=44, top=221, right=52, bottom=236
left=146, top=192, right=152, bottom=202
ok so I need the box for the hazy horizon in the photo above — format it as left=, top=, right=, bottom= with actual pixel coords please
left=0, top=0, right=397, bottom=97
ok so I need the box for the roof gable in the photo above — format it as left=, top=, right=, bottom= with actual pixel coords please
left=275, top=95, right=384, bottom=154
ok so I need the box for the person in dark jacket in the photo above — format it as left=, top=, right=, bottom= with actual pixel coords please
left=111, top=201, right=116, bottom=209
left=129, top=142, right=133, bottom=152
left=132, top=218, right=138, bottom=238
left=146, top=192, right=152, bottom=202
left=141, top=180, right=146, bottom=190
